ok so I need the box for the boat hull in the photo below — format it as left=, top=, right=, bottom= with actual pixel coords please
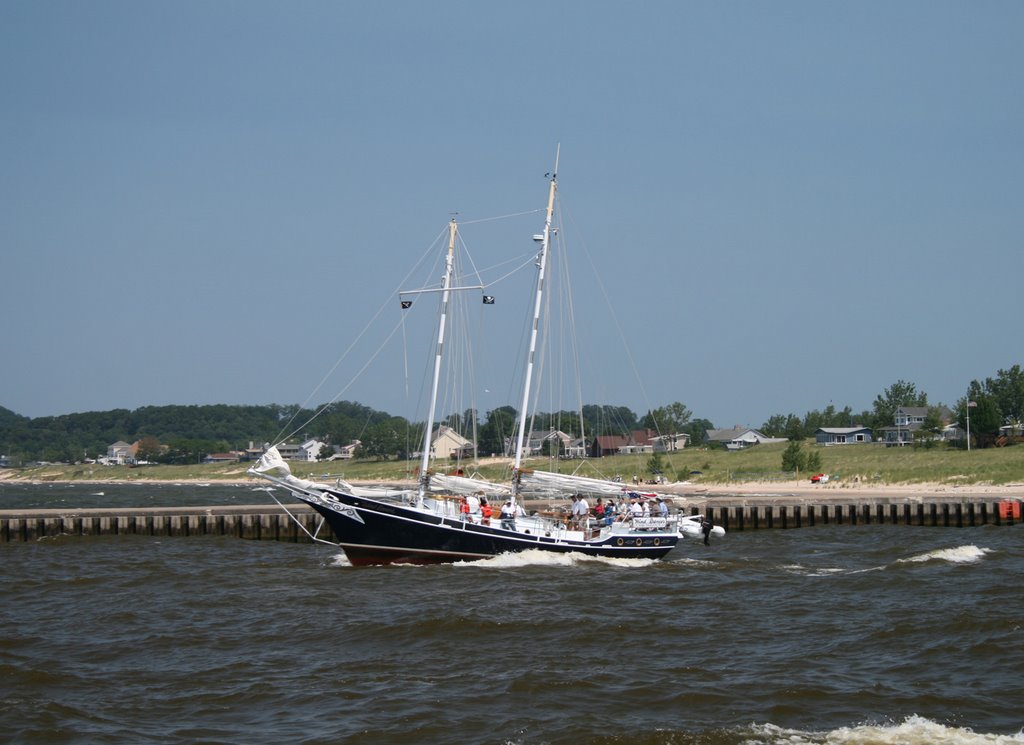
left=297, top=487, right=679, bottom=566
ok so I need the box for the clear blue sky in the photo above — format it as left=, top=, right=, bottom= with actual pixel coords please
left=2, top=1, right=1021, bottom=429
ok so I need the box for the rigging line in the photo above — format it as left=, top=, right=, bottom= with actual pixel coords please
left=276, top=316, right=408, bottom=445
left=272, top=225, right=451, bottom=442
left=562, top=202, right=656, bottom=421
left=473, top=249, right=541, bottom=275
left=401, top=300, right=410, bottom=401
left=554, top=200, right=587, bottom=443
left=459, top=208, right=544, bottom=225
left=485, top=254, right=542, bottom=288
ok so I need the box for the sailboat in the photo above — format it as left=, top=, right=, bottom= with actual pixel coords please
left=249, top=154, right=682, bottom=565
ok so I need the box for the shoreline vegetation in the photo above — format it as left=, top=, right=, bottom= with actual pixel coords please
left=3, top=442, right=1021, bottom=500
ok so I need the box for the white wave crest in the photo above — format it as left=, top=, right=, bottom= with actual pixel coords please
left=326, top=552, right=352, bottom=568
left=782, top=564, right=848, bottom=577
left=899, top=545, right=992, bottom=565
left=454, top=549, right=658, bottom=569
left=745, top=716, right=1024, bottom=744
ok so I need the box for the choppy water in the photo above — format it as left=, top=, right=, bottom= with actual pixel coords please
left=0, top=480, right=278, bottom=509
left=2, top=485, right=1023, bottom=744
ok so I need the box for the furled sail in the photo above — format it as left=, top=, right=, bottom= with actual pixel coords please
left=518, top=469, right=633, bottom=497
left=249, top=446, right=321, bottom=491
left=428, top=473, right=512, bottom=499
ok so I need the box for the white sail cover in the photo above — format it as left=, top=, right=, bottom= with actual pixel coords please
left=248, top=446, right=321, bottom=491
left=518, top=469, right=634, bottom=497
left=428, top=473, right=512, bottom=499
left=251, top=446, right=291, bottom=476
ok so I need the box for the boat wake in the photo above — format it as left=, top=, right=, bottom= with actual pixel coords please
left=742, top=715, right=1024, bottom=744
left=321, top=549, right=659, bottom=570
left=782, top=545, right=992, bottom=577
left=897, top=545, right=991, bottom=565
left=454, top=549, right=660, bottom=569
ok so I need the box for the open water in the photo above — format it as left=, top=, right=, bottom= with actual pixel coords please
left=2, top=484, right=1023, bottom=744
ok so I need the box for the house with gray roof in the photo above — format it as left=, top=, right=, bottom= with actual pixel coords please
left=815, top=426, right=873, bottom=445
left=877, top=406, right=956, bottom=446
left=705, top=427, right=786, bottom=450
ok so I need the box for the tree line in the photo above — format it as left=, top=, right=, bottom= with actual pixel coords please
left=759, top=367, right=1024, bottom=448
left=0, top=398, right=709, bottom=465
left=2, top=364, right=1020, bottom=464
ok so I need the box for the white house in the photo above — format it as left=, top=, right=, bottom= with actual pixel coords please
left=298, top=439, right=326, bottom=461
left=705, top=427, right=786, bottom=451
left=525, top=428, right=573, bottom=456
left=104, top=441, right=134, bottom=465
left=650, top=433, right=690, bottom=452
left=432, top=426, right=472, bottom=459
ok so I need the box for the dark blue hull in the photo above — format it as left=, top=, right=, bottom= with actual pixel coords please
left=298, top=487, right=679, bottom=566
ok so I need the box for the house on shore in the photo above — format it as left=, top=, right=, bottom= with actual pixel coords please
left=103, top=441, right=135, bottom=465
left=588, top=429, right=661, bottom=457
left=432, top=425, right=472, bottom=460
left=815, top=426, right=873, bottom=445
left=877, top=406, right=958, bottom=446
left=203, top=452, right=240, bottom=464
left=651, top=433, right=690, bottom=452
left=705, top=427, right=786, bottom=451
left=276, top=439, right=327, bottom=461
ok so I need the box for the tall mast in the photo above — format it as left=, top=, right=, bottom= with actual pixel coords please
left=417, top=218, right=458, bottom=505
left=512, top=149, right=559, bottom=501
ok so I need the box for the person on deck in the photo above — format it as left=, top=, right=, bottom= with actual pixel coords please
left=459, top=496, right=470, bottom=522
left=480, top=497, right=492, bottom=524
left=576, top=495, right=589, bottom=524
left=500, top=500, right=517, bottom=531
left=603, top=499, right=616, bottom=526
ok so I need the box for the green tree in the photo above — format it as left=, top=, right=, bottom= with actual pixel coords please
left=641, top=402, right=692, bottom=433
left=761, top=414, right=789, bottom=438
left=872, top=380, right=928, bottom=431
left=957, top=387, right=1002, bottom=446
left=916, top=407, right=946, bottom=449
left=984, top=364, right=1024, bottom=432
left=646, top=451, right=666, bottom=478
left=357, top=419, right=405, bottom=461
left=781, top=441, right=822, bottom=474
left=784, top=415, right=805, bottom=442
left=781, top=441, right=805, bottom=473
left=683, top=417, right=713, bottom=444
left=478, top=406, right=518, bottom=456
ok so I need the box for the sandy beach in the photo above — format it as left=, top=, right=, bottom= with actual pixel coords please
left=5, top=468, right=1020, bottom=508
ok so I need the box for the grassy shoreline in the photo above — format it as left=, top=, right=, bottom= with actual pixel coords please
left=3, top=441, right=1022, bottom=489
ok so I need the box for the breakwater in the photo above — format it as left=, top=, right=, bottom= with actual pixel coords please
left=1, top=496, right=1019, bottom=543
left=0, top=504, right=320, bottom=543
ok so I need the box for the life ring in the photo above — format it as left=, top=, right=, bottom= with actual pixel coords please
left=616, top=537, right=624, bottom=546
left=654, top=538, right=660, bottom=546
left=635, top=538, right=643, bottom=546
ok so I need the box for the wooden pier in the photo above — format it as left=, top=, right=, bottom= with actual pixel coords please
left=691, top=496, right=1021, bottom=533
left=0, top=504, right=321, bottom=544
left=0, top=496, right=1019, bottom=543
